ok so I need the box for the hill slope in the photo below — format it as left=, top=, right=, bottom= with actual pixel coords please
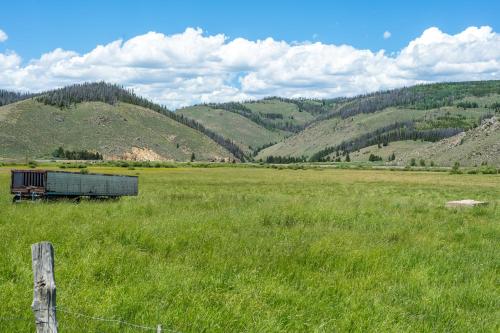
left=396, top=117, right=500, bottom=167
left=177, top=105, right=287, bottom=154
left=0, top=100, right=233, bottom=161
left=257, top=82, right=500, bottom=163
left=178, top=98, right=334, bottom=154
left=1, top=80, right=499, bottom=165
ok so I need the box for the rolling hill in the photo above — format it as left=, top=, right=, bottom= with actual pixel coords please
left=256, top=82, right=500, bottom=165
left=0, top=80, right=499, bottom=165
left=396, top=116, right=500, bottom=167
left=177, top=105, right=287, bottom=154
left=178, top=98, right=336, bottom=155
left=0, top=99, right=233, bottom=161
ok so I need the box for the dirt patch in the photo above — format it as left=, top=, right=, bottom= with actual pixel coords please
left=112, top=147, right=167, bottom=161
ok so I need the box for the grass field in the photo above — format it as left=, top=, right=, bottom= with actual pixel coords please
left=0, top=166, right=499, bottom=332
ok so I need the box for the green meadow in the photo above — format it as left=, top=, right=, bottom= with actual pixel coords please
left=0, top=166, right=499, bottom=332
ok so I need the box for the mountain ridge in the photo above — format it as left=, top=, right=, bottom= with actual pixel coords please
left=1, top=80, right=499, bottom=165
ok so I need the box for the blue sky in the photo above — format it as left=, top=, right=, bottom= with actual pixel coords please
left=1, top=0, right=498, bottom=61
left=0, top=1, right=499, bottom=107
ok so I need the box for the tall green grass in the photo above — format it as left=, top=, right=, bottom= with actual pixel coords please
left=0, top=167, right=498, bottom=332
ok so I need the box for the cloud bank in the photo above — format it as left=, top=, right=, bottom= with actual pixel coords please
left=0, top=26, right=499, bottom=108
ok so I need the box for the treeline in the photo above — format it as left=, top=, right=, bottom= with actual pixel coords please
left=36, top=82, right=246, bottom=161
left=0, top=90, right=34, bottom=106
left=264, top=155, right=307, bottom=164
left=261, top=97, right=340, bottom=115
left=205, top=101, right=304, bottom=133
left=456, top=101, right=479, bottom=109
left=251, top=141, right=277, bottom=156
left=52, top=147, right=103, bottom=160
left=314, top=80, right=500, bottom=123
left=489, top=102, right=500, bottom=112
left=261, top=113, right=283, bottom=119
left=310, top=121, right=463, bottom=162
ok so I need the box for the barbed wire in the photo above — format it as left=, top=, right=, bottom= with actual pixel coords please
left=55, top=306, right=157, bottom=331
left=59, top=306, right=183, bottom=333
left=0, top=316, right=31, bottom=321
left=2, top=291, right=182, bottom=333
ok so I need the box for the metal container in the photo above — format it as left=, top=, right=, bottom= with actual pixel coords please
left=11, top=170, right=138, bottom=201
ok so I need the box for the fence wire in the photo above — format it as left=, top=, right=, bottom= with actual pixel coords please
left=1, top=306, right=182, bottom=333
left=56, top=306, right=158, bottom=331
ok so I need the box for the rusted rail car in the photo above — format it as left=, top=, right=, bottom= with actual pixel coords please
left=11, top=170, right=138, bottom=202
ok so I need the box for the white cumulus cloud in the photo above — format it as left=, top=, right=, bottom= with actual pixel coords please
left=0, top=29, right=8, bottom=42
left=383, top=31, right=391, bottom=39
left=0, top=26, right=499, bottom=108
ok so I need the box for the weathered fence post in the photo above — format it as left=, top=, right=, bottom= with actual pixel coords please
left=157, top=324, right=163, bottom=333
left=31, top=242, right=58, bottom=333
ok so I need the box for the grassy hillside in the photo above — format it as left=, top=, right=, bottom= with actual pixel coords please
left=244, top=98, right=316, bottom=128
left=396, top=116, right=500, bottom=167
left=1, top=80, right=499, bottom=164
left=177, top=105, right=287, bottom=153
left=179, top=98, right=331, bottom=155
left=1, top=166, right=499, bottom=332
left=349, top=141, right=432, bottom=163
left=257, top=104, right=494, bottom=158
left=0, top=100, right=233, bottom=161
left=256, top=81, right=500, bottom=164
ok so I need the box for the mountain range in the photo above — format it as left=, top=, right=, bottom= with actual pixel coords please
left=1, top=81, right=499, bottom=166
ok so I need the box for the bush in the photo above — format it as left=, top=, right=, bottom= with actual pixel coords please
left=479, top=166, right=498, bottom=174
left=369, top=154, right=383, bottom=162
left=59, top=163, right=87, bottom=169
left=450, top=162, right=462, bottom=174
left=419, top=159, right=426, bottom=167
left=53, top=146, right=103, bottom=160
left=410, top=158, right=416, bottom=166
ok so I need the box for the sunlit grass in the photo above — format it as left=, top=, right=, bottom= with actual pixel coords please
left=0, top=167, right=498, bottom=332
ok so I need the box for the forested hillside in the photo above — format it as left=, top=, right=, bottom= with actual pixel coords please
left=257, top=81, right=500, bottom=165
left=1, top=80, right=499, bottom=165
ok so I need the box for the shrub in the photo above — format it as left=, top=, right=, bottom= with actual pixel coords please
left=369, top=154, right=383, bottom=162
left=410, top=158, right=416, bottom=166
left=479, top=166, right=498, bottom=174
left=53, top=146, right=103, bottom=160
left=450, top=162, right=462, bottom=174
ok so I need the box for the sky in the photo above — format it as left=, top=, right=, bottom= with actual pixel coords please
left=0, top=0, right=499, bottom=108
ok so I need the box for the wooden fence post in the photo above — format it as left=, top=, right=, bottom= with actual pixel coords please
left=31, top=242, right=58, bottom=333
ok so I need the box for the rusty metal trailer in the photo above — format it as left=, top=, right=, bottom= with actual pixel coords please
left=11, top=170, right=138, bottom=202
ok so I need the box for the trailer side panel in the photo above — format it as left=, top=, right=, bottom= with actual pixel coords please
left=46, top=172, right=138, bottom=197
